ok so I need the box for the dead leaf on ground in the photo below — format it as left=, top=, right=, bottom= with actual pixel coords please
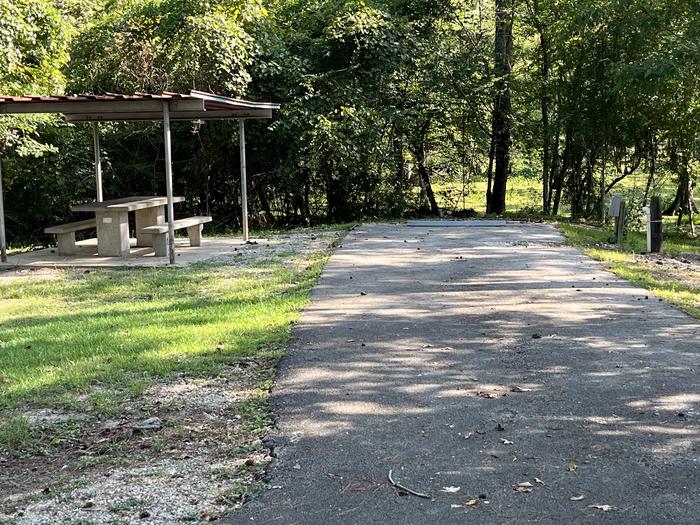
left=478, top=392, right=497, bottom=399
left=570, top=495, right=585, bottom=501
left=510, top=386, right=531, bottom=392
left=466, top=499, right=479, bottom=506
left=567, top=462, right=577, bottom=472
left=588, top=504, right=618, bottom=512
left=441, top=486, right=461, bottom=493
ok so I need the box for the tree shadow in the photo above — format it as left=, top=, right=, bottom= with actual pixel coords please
left=231, top=223, right=700, bottom=524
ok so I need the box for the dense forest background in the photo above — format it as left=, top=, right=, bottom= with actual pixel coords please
left=0, top=0, right=698, bottom=245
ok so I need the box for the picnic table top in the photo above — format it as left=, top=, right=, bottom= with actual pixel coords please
left=71, top=196, right=185, bottom=213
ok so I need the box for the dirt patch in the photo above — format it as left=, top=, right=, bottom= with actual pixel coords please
left=0, top=268, right=60, bottom=282
left=632, top=252, right=700, bottom=289
left=1, top=362, right=272, bottom=524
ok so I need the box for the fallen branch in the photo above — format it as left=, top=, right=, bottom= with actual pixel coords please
left=388, top=469, right=431, bottom=499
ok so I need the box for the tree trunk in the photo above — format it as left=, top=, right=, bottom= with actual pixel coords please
left=533, top=0, right=552, bottom=214
left=414, top=144, right=439, bottom=216
left=409, top=120, right=439, bottom=216
left=488, top=0, right=514, bottom=214
left=485, top=134, right=495, bottom=212
left=600, top=147, right=607, bottom=224
left=643, top=135, right=656, bottom=205
left=552, top=128, right=571, bottom=216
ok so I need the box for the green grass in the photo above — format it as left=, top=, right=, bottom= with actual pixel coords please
left=0, top=229, right=346, bottom=451
left=430, top=169, right=689, bottom=224
left=560, top=223, right=700, bottom=318
left=0, top=416, right=31, bottom=453
left=432, top=175, right=546, bottom=215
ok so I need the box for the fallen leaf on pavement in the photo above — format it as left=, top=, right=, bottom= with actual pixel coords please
left=510, top=386, right=531, bottom=392
left=478, top=392, right=497, bottom=399
left=570, top=495, right=585, bottom=501
left=588, top=504, right=618, bottom=512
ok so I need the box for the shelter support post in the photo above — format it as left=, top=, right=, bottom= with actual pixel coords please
left=92, top=122, right=103, bottom=202
left=163, top=102, right=176, bottom=264
left=0, top=158, right=6, bottom=262
left=239, top=119, right=249, bottom=242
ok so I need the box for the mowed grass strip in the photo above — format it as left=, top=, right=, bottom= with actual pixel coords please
left=560, top=223, right=700, bottom=318
left=0, top=233, right=343, bottom=417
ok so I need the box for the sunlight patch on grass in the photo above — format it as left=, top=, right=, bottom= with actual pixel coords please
left=0, top=231, right=344, bottom=419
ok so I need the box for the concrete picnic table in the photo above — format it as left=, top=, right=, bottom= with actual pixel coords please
left=71, top=196, right=184, bottom=257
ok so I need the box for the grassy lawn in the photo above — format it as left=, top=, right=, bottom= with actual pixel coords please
left=0, top=227, right=347, bottom=522
left=559, top=223, right=700, bottom=318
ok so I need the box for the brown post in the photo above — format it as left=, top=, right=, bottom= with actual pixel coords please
left=650, top=196, right=663, bottom=253
left=616, top=200, right=626, bottom=246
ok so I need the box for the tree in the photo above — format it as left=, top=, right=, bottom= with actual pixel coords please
left=488, top=0, right=514, bottom=214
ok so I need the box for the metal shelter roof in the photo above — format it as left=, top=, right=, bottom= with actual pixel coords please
left=0, top=90, right=279, bottom=263
left=0, top=90, right=280, bottom=122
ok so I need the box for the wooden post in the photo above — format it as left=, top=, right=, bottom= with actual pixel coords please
left=616, top=200, right=626, bottom=246
left=239, top=119, right=249, bottom=242
left=650, top=196, right=663, bottom=253
left=163, top=102, right=176, bottom=264
left=0, top=158, right=7, bottom=263
left=92, top=122, right=103, bottom=202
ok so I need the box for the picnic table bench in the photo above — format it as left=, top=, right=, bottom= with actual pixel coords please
left=141, top=216, right=212, bottom=257
left=44, top=219, right=96, bottom=255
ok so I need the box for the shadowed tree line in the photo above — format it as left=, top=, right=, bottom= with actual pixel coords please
left=0, top=0, right=698, bottom=245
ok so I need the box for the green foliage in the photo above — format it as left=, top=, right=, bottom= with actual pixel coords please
left=66, top=0, right=265, bottom=95
left=1, top=0, right=700, bottom=247
left=0, top=0, right=70, bottom=95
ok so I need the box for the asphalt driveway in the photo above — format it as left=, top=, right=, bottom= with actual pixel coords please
left=228, top=222, right=699, bottom=524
